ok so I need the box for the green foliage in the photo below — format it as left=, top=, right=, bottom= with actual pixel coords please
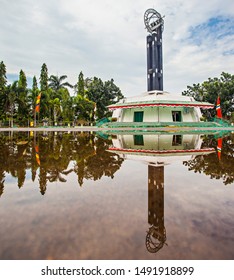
left=86, top=77, right=124, bottom=119
left=73, top=94, right=95, bottom=122
left=182, top=72, right=234, bottom=119
left=0, top=61, right=7, bottom=118
left=183, top=135, right=234, bottom=185
left=4, top=82, right=18, bottom=127
left=49, top=97, right=61, bottom=123
left=32, top=76, right=38, bottom=92
left=48, top=75, right=73, bottom=92
left=16, top=70, right=30, bottom=124
left=0, top=61, right=7, bottom=93
left=18, top=70, right=27, bottom=90
left=77, top=71, right=85, bottom=97
left=40, top=63, right=48, bottom=92
left=28, top=76, right=39, bottom=113
left=60, top=88, right=73, bottom=122
left=0, top=61, right=124, bottom=126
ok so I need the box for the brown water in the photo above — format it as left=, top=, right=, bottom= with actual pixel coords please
left=0, top=131, right=233, bottom=260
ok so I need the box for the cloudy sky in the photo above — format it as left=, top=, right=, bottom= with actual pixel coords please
left=1, top=0, right=234, bottom=97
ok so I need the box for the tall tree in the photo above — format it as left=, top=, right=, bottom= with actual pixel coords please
left=0, top=61, right=7, bottom=93
left=28, top=76, right=40, bottom=119
left=17, top=70, right=29, bottom=124
left=32, top=76, right=38, bottom=92
left=18, top=69, right=27, bottom=90
left=40, top=63, right=48, bottom=92
left=47, top=75, right=73, bottom=123
left=49, top=97, right=61, bottom=124
left=60, top=88, right=74, bottom=123
left=77, top=71, right=85, bottom=97
left=0, top=61, right=7, bottom=119
left=39, top=64, right=50, bottom=121
left=4, top=82, right=18, bottom=127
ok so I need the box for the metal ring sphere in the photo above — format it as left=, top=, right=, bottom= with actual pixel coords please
left=144, top=8, right=164, bottom=34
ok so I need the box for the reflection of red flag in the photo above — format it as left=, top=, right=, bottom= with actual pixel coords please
left=35, top=93, right=41, bottom=113
left=217, top=138, right=222, bottom=160
left=216, top=96, right=222, bottom=118
left=35, top=145, right=40, bottom=165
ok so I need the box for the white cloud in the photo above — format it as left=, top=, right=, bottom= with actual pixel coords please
left=1, top=0, right=234, bottom=96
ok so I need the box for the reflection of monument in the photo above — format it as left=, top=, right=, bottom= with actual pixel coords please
left=107, top=133, right=215, bottom=253
left=147, top=165, right=166, bottom=253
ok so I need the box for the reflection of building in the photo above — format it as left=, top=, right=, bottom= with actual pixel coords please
left=107, top=133, right=215, bottom=253
left=108, top=133, right=215, bottom=166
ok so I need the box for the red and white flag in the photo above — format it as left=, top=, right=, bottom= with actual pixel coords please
left=216, top=96, right=222, bottom=118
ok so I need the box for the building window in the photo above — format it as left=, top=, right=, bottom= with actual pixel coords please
left=134, top=135, right=144, bottom=146
left=172, top=111, right=182, bottom=122
left=134, top=111, right=144, bottom=122
left=172, top=135, right=182, bottom=146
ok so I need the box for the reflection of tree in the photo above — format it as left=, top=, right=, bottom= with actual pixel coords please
left=0, top=132, right=31, bottom=189
left=84, top=137, right=124, bottom=183
left=39, top=167, right=47, bottom=195
left=183, top=135, right=234, bottom=185
left=0, top=131, right=124, bottom=196
left=45, top=133, right=73, bottom=183
left=0, top=135, right=6, bottom=196
left=72, top=134, right=124, bottom=186
left=72, top=133, right=96, bottom=186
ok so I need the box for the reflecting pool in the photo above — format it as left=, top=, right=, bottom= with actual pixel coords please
left=0, top=131, right=233, bottom=260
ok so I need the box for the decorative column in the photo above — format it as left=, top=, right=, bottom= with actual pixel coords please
left=144, top=9, right=164, bottom=91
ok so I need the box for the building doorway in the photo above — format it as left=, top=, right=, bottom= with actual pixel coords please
left=172, top=111, right=182, bottom=122
left=134, top=111, right=144, bottom=122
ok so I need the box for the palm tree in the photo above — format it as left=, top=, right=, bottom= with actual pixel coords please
left=48, top=75, right=73, bottom=124
left=48, top=75, right=73, bottom=93
left=49, top=98, right=61, bottom=124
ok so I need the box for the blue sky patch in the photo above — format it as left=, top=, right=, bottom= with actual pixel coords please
left=7, top=73, right=33, bottom=88
left=188, top=16, right=234, bottom=46
left=223, top=49, right=234, bottom=56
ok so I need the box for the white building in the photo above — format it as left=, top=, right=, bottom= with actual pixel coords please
left=108, top=91, right=214, bottom=124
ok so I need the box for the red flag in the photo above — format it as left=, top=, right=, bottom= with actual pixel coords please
left=216, top=96, right=222, bottom=118
left=35, top=93, right=41, bottom=113
left=217, top=138, right=222, bottom=160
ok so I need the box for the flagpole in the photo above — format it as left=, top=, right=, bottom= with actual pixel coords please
left=35, top=92, right=41, bottom=127
left=34, top=108, right=36, bottom=127
left=216, top=95, right=222, bottom=119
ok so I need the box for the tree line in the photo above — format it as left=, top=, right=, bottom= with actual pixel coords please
left=182, top=72, right=234, bottom=121
left=0, top=131, right=124, bottom=196
left=183, top=133, right=234, bottom=185
left=0, top=61, right=124, bottom=127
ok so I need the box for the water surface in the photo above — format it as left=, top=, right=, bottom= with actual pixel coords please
left=0, top=131, right=233, bottom=260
